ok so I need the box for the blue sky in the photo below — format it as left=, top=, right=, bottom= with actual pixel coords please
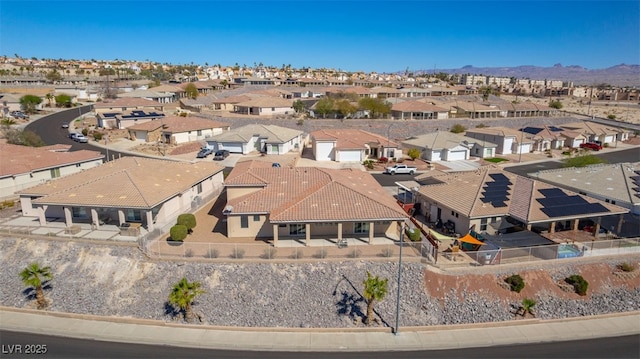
left=1, top=1, right=638, bottom=73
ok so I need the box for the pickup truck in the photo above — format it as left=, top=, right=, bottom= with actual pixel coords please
left=385, top=164, right=417, bottom=175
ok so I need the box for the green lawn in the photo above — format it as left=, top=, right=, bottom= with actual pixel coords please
left=484, top=157, right=509, bottom=163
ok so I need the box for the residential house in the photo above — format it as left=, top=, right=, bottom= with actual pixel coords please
left=17, top=157, right=225, bottom=233
left=451, top=101, right=501, bottom=119
left=223, top=161, right=409, bottom=245
left=118, top=89, right=175, bottom=104
left=521, top=125, right=567, bottom=151
left=127, top=115, right=229, bottom=145
left=212, top=95, right=252, bottom=112
left=464, top=127, right=534, bottom=155
left=0, top=144, right=104, bottom=198
left=414, top=166, right=628, bottom=237
left=97, top=109, right=166, bottom=129
left=93, top=98, right=164, bottom=115
left=390, top=100, right=450, bottom=120
left=310, top=129, right=401, bottom=162
left=561, top=121, right=630, bottom=146
left=205, top=124, right=304, bottom=155
left=496, top=102, right=556, bottom=117
left=530, top=163, right=640, bottom=215
left=402, top=131, right=497, bottom=162
left=233, top=96, right=294, bottom=116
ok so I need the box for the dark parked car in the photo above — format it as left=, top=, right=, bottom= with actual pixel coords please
left=213, top=150, right=230, bottom=160
left=580, top=142, right=603, bottom=151
left=196, top=148, right=213, bottom=158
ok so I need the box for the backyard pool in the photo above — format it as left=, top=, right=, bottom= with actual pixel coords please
left=557, top=243, right=584, bottom=259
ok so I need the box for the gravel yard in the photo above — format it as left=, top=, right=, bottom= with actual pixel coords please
left=1, top=237, right=638, bottom=328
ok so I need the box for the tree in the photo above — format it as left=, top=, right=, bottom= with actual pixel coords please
left=563, top=154, right=605, bottom=168
left=407, top=148, right=421, bottom=160
left=293, top=100, right=306, bottom=114
left=358, top=98, right=391, bottom=119
left=184, top=83, right=198, bottom=99
left=45, top=93, right=54, bottom=107
left=54, top=94, right=72, bottom=108
left=2, top=125, right=45, bottom=147
left=168, top=278, right=204, bottom=322
left=336, top=99, right=357, bottom=118
left=19, top=95, right=42, bottom=114
left=20, top=263, right=53, bottom=309
left=520, top=298, right=536, bottom=317
left=549, top=99, right=563, bottom=109
left=45, top=69, right=63, bottom=83
left=450, top=124, right=467, bottom=134
left=177, top=213, right=197, bottom=233
left=314, top=97, right=334, bottom=118
left=362, top=271, right=388, bottom=325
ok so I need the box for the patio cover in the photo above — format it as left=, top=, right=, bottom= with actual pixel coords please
left=458, top=233, right=485, bottom=245
left=428, top=229, right=457, bottom=242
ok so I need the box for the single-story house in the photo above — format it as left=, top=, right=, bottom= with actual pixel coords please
left=402, top=131, right=497, bottom=162
left=127, top=116, right=229, bottom=144
left=390, top=100, right=450, bottom=120
left=413, top=166, right=628, bottom=237
left=464, top=127, right=534, bottom=155
left=496, top=102, right=555, bottom=117
left=0, top=143, right=104, bottom=199
left=97, top=109, right=166, bottom=129
left=561, top=121, right=631, bottom=145
left=233, top=96, right=294, bottom=116
left=223, top=161, right=409, bottom=244
left=118, top=89, right=176, bottom=104
left=205, top=124, right=304, bottom=155
left=451, top=101, right=501, bottom=119
left=521, top=125, right=567, bottom=151
left=17, top=157, right=225, bottom=232
left=93, top=98, right=165, bottom=115
left=310, top=129, right=401, bottom=162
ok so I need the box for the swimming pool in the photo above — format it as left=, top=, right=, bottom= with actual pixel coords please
left=557, top=244, right=583, bottom=259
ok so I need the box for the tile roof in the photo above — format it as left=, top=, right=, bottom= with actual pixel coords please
left=416, top=166, right=628, bottom=223
left=391, top=100, right=449, bottom=112
left=209, top=124, right=303, bottom=143
left=20, top=157, right=225, bottom=209
left=234, top=96, right=293, bottom=108
left=0, top=144, right=103, bottom=177
left=402, top=131, right=495, bottom=150
left=225, top=162, right=409, bottom=223
left=94, top=98, right=161, bottom=108
left=310, top=129, right=399, bottom=149
left=465, top=126, right=524, bottom=138
left=127, top=115, right=229, bottom=133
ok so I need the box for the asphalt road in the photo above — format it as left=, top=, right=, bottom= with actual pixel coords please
left=1, top=330, right=638, bottom=359
left=24, top=106, right=130, bottom=161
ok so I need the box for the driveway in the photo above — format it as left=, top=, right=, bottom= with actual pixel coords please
left=438, top=159, right=481, bottom=172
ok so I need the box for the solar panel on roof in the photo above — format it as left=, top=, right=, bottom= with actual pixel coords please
left=538, top=188, right=566, bottom=198
left=488, top=173, right=511, bottom=183
left=537, top=196, right=587, bottom=208
left=541, top=203, right=609, bottom=218
left=492, top=201, right=508, bottom=208
left=548, top=126, right=563, bottom=132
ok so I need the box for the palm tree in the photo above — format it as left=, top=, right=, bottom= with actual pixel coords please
left=45, top=93, right=54, bottom=108
left=168, top=278, right=204, bottom=322
left=362, top=271, right=388, bottom=325
left=20, top=263, right=53, bottom=309
left=521, top=298, right=536, bottom=317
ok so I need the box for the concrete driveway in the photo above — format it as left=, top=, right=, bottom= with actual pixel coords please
left=438, top=159, right=481, bottom=172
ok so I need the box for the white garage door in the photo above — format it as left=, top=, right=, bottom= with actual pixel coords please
left=338, top=150, right=362, bottom=162
left=221, top=142, right=244, bottom=153
left=134, top=131, right=147, bottom=142
left=315, top=142, right=334, bottom=161
left=447, top=149, right=467, bottom=161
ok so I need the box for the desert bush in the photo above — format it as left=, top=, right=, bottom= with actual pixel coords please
left=177, top=213, right=197, bottom=233
left=260, top=247, right=277, bottom=259
left=93, top=132, right=103, bottom=141
left=185, top=249, right=194, bottom=257
left=565, top=275, right=589, bottom=296
left=618, top=262, right=636, bottom=272
left=231, top=248, right=245, bottom=259
left=347, top=248, right=361, bottom=258
left=363, top=160, right=375, bottom=169
left=82, top=128, right=88, bottom=136
left=380, top=247, right=394, bottom=257
left=207, top=248, right=219, bottom=259
left=505, top=274, right=525, bottom=293
left=313, top=248, right=327, bottom=259
left=169, top=225, right=188, bottom=241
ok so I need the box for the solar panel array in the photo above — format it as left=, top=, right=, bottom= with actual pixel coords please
left=537, top=188, right=610, bottom=218
left=632, top=170, right=640, bottom=199
left=480, top=173, right=512, bottom=208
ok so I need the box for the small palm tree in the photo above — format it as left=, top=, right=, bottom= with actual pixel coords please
left=45, top=93, right=54, bottom=107
left=521, top=298, right=537, bottom=317
left=168, top=278, right=204, bottom=322
left=20, top=263, right=53, bottom=309
left=362, top=271, right=389, bottom=325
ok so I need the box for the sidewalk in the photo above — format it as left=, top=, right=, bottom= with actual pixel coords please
left=1, top=307, right=638, bottom=352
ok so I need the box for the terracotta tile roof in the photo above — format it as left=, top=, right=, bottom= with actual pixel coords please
left=392, top=100, right=449, bottom=112
left=416, top=166, right=628, bottom=223
left=561, top=121, right=624, bottom=135
left=149, top=84, right=183, bottom=93
left=0, top=144, right=103, bottom=177
left=126, top=115, right=229, bottom=133
left=234, top=96, right=293, bottom=108
left=20, top=157, right=225, bottom=209
left=453, top=101, right=498, bottom=112
left=225, top=162, right=408, bottom=223
left=212, top=95, right=251, bottom=104
left=94, top=98, right=161, bottom=108
left=402, top=131, right=494, bottom=150
left=209, top=124, right=302, bottom=143
left=465, top=126, right=522, bottom=138
left=310, top=129, right=399, bottom=149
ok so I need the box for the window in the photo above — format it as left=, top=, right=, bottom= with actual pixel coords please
left=50, top=168, right=61, bottom=178
left=354, top=222, right=369, bottom=234
left=72, top=207, right=87, bottom=218
left=253, top=215, right=260, bottom=222
left=480, top=218, right=488, bottom=231
left=196, top=183, right=202, bottom=194
left=271, top=144, right=278, bottom=153
left=289, top=224, right=305, bottom=235
left=76, top=163, right=81, bottom=167
left=126, top=209, right=141, bottom=222
left=197, top=130, right=202, bottom=136
left=240, top=215, right=248, bottom=228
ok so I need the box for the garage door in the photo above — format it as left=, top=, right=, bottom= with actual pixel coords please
left=446, top=149, right=467, bottom=161
left=134, top=131, right=147, bottom=142
left=315, top=142, right=334, bottom=161
left=338, top=150, right=362, bottom=162
left=221, top=142, right=243, bottom=153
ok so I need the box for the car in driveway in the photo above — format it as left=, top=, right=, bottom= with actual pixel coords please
left=196, top=148, right=214, bottom=158
left=213, top=150, right=230, bottom=161
left=73, top=134, right=88, bottom=143
left=580, top=142, right=603, bottom=151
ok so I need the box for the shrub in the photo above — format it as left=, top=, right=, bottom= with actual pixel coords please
left=505, top=274, right=525, bottom=293
left=177, top=213, right=197, bottom=233
left=231, top=248, right=245, bottom=259
left=93, top=132, right=103, bottom=141
left=607, top=114, right=616, bottom=119
left=169, top=224, right=188, bottom=241
left=81, top=128, right=88, bottom=136
left=379, top=157, right=388, bottom=163
left=363, top=160, right=375, bottom=169
left=407, top=148, right=421, bottom=161
left=521, top=298, right=536, bottom=316
left=565, top=275, right=589, bottom=296
left=619, top=262, right=636, bottom=272
left=207, top=249, right=219, bottom=259
left=260, top=247, right=277, bottom=259
left=450, top=124, right=466, bottom=133
left=406, top=228, right=421, bottom=241
left=313, top=248, right=327, bottom=259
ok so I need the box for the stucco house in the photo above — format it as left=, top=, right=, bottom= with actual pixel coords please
left=390, top=100, right=450, bottom=120
left=0, top=144, right=104, bottom=199
left=402, top=131, right=497, bottom=162
left=97, top=109, right=166, bottom=129
left=561, top=121, right=631, bottom=146
left=205, top=124, right=304, bottom=155
left=413, top=166, right=628, bottom=238
left=464, top=127, right=534, bottom=155
left=233, top=96, right=294, bottom=116
left=17, top=157, right=225, bottom=233
left=127, top=115, right=230, bottom=144
left=310, top=129, right=401, bottom=162
left=93, top=98, right=165, bottom=115
left=223, top=161, right=409, bottom=245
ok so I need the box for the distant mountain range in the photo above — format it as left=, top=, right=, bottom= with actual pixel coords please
left=412, top=64, right=639, bottom=87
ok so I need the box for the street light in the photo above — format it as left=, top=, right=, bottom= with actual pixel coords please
left=394, top=221, right=405, bottom=335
